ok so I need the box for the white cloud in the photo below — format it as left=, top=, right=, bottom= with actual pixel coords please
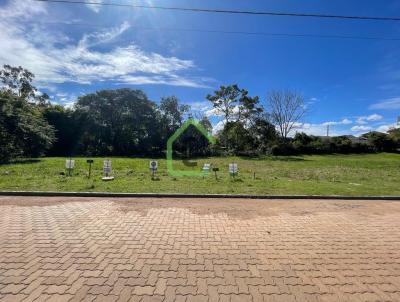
left=0, top=1, right=208, bottom=89
left=48, top=91, right=78, bottom=108
left=366, top=114, right=383, bottom=121
left=189, top=101, right=211, bottom=112
left=370, top=97, right=400, bottom=110
left=205, top=105, right=244, bottom=119
left=356, top=114, right=383, bottom=124
left=341, top=118, right=353, bottom=125
left=321, top=118, right=352, bottom=127
left=85, top=0, right=103, bottom=13
left=212, top=120, right=226, bottom=134
left=351, top=125, right=372, bottom=132
left=0, top=0, right=47, bottom=19
left=375, top=123, right=400, bottom=133
left=79, top=21, right=130, bottom=48
left=293, top=122, right=344, bottom=137
left=321, top=121, right=337, bottom=126
left=205, top=107, right=224, bottom=118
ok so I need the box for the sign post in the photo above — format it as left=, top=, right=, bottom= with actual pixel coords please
left=86, top=159, right=94, bottom=178
left=149, top=160, right=158, bottom=180
left=229, top=163, right=238, bottom=179
left=65, top=158, right=75, bottom=176
left=212, top=167, right=219, bottom=180
left=102, top=160, right=114, bottom=181
left=202, top=163, right=211, bottom=179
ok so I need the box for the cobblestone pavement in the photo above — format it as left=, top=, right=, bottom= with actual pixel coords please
left=1, top=197, right=400, bottom=302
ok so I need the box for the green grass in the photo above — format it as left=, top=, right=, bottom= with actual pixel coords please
left=0, top=154, right=399, bottom=196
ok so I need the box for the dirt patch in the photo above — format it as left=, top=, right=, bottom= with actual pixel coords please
left=1, top=196, right=399, bottom=219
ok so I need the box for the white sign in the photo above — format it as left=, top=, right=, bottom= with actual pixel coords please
left=229, top=163, right=238, bottom=174
left=65, top=159, right=75, bottom=169
left=103, top=160, right=112, bottom=174
left=149, top=160, right=158, bottom=171
left=202, top=163, right=211, bottom=172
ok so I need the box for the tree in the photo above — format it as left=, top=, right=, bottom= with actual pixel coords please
left=0, top=65, right=37, bottom=99
left=159, top=96, right=190, bottom=145
left=206, top=84, right=262, bottom=125
left=207, top=85, right=263, bottom=153
left=388, top=128, right=400, bottom=147
left=0, top=91, right=55, bottom=162
left=268, top=90, right=307, bottom=139
left=218, top=121, right=254, bottom=154
left=36, top=92, right=51, bottom=107
left=74, top=89, right=163, bottom=156
left=249, top=116, right=278, bottom=152
left=159, top=96, right=190, bottom=129
left=361, top=131, right=396, bottom=152
left=199, top=115, right=212, bottom=133
left=42, top=105, right=78, bottom=156
left=206, top=85, right=242, bottom=124
left=238, top=93, right=263, bottom=125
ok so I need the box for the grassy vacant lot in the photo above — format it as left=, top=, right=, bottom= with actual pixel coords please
left=0, top=153, right=399, bottom=196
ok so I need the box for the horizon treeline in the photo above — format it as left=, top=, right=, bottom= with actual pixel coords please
left=1, top=65, right=399, bottom=163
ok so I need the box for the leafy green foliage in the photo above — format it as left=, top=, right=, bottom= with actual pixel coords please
left=0, top=91, right=55, bottom=163
left=0, top=65, right=37, bottom=99
left=42, top=105, right=77, bottom=156
left=74, top=89, right=163, bottom=156
left=361, top=131, right=397, bottom=152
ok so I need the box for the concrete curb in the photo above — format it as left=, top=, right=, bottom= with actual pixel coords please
left=0, top=191, right=400, bottom=200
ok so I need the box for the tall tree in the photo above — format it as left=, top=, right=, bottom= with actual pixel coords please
left=159, top=96, right=190, bottom=129
left=248, top=115, right=278, bottom=152
left=0, top=65, right=37, bottom=99
left=207, top=84, right=262, bottom=124
left=206, top=85, right=243, bottom=124
left=267, top=90, right=307, bottom=139
left=217, top=121, right=253, bottom=154
left=199, top=115, right=212, bottom=133
left=207, top=85, right=263, bottom=152
left=237, top=93, right=263, bottom=125
left=75, top=89, right=162, bottom=156
left=42, top=105, right=77, bottom=156
left=0, top=91, right=55, bottom=162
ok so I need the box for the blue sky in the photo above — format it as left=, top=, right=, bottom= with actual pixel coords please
left=1, top=0, right=400, bottom=135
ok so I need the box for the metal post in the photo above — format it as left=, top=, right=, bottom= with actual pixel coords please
left=68, top=156, right=72, bottom=176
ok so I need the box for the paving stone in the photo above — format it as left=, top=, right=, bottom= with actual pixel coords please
left=1, top=197, right=400, bottom=302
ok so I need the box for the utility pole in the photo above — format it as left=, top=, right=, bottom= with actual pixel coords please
left=326, top=124, right=330, bottom=137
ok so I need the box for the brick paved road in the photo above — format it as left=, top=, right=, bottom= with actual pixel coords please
left=1, top=197, right=400, bottom=302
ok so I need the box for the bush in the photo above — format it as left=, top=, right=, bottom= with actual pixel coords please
left=271, top=143, right=298, bottom=156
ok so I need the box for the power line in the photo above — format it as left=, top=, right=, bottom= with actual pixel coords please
left=35, top=20, right=400, bottom=42
left=35, top=0, right=400, bottom=22
left=132, top=27, right=400, bottom=41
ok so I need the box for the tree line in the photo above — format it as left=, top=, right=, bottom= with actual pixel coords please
left=1, top=65, right=399, bottom=163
